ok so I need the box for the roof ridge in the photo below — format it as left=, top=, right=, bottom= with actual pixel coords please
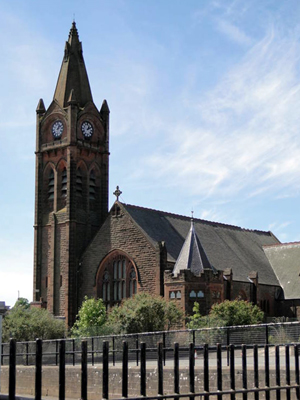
left=121, top=202, right=273, bottom=235
left=263, top=240, right=300, bottom=248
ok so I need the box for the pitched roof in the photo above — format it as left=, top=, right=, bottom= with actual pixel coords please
left=121, top=203, right=280, bottom=286
left=53, top=22, right=93, bottom=108
left=263, top=242, right=300, bottom=299
left=173, top=219, right=214, bottom=277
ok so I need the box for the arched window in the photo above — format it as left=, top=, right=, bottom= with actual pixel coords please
left=96, top=252, right=138, bottom=305
left=61, top=168, right=67, bottom=197
left=48, top=169, right=54, bottom=200
left=89, top=170, right=96, bottom=200
left=76, top=168, right=83, bottom=196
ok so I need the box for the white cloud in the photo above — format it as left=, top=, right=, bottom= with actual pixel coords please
left=215, top=18, right=253, bottom=46
left=143, top=27, right=300, bottom=201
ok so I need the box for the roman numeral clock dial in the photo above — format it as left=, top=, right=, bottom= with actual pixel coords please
left=51, top=120, right=64, bottom=139
left=81, top=121, right=94, bottom=139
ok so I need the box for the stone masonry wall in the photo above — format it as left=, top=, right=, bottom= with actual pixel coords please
left=0, top=365, right=297, bottom=400
left=79, top=203, right=161, bottom=305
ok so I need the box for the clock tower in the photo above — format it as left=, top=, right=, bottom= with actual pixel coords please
left=33, top=22, right=109, bottom=326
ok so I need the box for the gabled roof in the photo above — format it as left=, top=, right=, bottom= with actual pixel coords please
left=173, top=219, right=214, bottom=277
left=53, top=22, right=93, bottom=108
left=263, top=242, right=300, bottom=299
left=121, top=203, right=281, bottom=286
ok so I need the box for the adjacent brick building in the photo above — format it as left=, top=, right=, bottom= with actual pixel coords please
left=33, top=23, right=300, bottom=326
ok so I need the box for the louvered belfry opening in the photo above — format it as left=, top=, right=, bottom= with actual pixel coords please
left=76, top=168, right=83, bottom=197
left=61, top=168, right=67, bottom=198
left=48, top=169, right=54, bottom=200
left=89, top=170, right=96, bottom=200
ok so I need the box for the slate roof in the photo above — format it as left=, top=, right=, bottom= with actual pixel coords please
left=263, top=242, right=300, bottom=299
left=173, top=219, right=214, bottom=277
left=121, top=203, right=281, bottom=286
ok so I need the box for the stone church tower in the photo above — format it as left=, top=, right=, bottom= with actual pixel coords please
left=33, top=22, right=109, bottom=326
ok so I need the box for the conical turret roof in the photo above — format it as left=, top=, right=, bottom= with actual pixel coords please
left=53, top=22, right=93, bottom=108
left=173, top=219, right=214, bottom=277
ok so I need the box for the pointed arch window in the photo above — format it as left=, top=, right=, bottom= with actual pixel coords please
left=61, top=168, right=67, bottom=197
left=97, top=253, right=138, bottom=305
left=76, top=168, right=83, bottom=196
left=48, top=169, right=54, bottom=200
left=89, top=170, right=96, bottom=200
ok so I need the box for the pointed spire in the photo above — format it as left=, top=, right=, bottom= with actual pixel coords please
left=173, top=219, right=213, bottom=277
left=53, top=22, right=93, bottom=108
left=36, top=98, right=46, bottom=114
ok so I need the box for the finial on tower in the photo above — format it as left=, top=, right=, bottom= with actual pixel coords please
left=113, top=186, right=122, bottom=201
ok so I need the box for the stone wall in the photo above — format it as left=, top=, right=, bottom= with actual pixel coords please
left=0, top=365, right=298, bottom=400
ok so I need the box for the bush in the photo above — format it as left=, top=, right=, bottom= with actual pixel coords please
left=2, top=299, right=66, bottom=342
left=188, top=300, right=264, bottom=329
left=71, top=296, right=109, bottom=337
left=107, top=293, right=184, bottom=334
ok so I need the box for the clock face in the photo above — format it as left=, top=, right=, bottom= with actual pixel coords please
left=52, top=120, right=64, bottom=139
left=81, top=121, right=94, bottom=139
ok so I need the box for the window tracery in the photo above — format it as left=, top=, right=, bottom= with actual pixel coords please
left=97, top=252, right=138, bottom=305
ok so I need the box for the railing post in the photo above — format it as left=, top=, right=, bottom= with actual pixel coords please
left=253, top=344, right=258, bottom=400
left=294, top=344, right=300, bottom=400
left=163, top=332, right=166, bottom=366
left=227, top=329, right=230, bottom=366
left=242, top=344, right=247, bottom=400
left=92, top=337, right=94, bottom=366
left=59, top=339, right=65, bottom=400
left=265, top=325, right=269, bottom=344
left=112, top=336, right=115, bottom=366
left=189, top=342, right=195, bottom=399
left=72, top=338, right=75, bottom=366
left=157, top=342, right=163, bottom=396
left=26, top=342, right=29, bottom=366
left=203, top=343, right=209, bottom=393
left=136, top=335, right=139, bottom=366
left=174, top=343, right=179, bottom=394
left=102, top=341, right=109, bottom=400
left=81, top=340, right=87, bottom=400
left=286, top=345, right=291, bottom=400
left=56, top=340, right=58, bottom=366
left=122, top=341, right=128, bottom=398
left=9, top=338, right=16, bottom=400
left=35, top=339, right=42, bottom=400
left=265, top=345, right=270, bottom=400
left=230, top=344, right=235, bottom=400
left=217, top=343, right=222, bottom=400
left=140, top=342, right=146, bottom=397
left=1, top=343, right=3, bottom=366
left=275, top=345, right=281, bottom=400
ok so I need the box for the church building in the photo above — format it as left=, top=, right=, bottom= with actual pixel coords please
left=32, top=23, right=300, bottom=327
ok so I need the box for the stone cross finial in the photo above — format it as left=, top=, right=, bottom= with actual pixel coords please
left=113, top=186, right=122, bottom=201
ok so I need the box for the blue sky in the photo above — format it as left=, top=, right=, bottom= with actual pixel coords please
left=1, top=0, right=300, bottom=308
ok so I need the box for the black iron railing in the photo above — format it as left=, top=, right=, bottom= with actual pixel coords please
left=1, top=320, right=300, bottom=367
left=2, top=338, right=300, bottom=400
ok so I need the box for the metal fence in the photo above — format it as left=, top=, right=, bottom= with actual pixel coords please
left=2, top=338, right=300, bottom=400
left=1, top=321, right=300, bottom=366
